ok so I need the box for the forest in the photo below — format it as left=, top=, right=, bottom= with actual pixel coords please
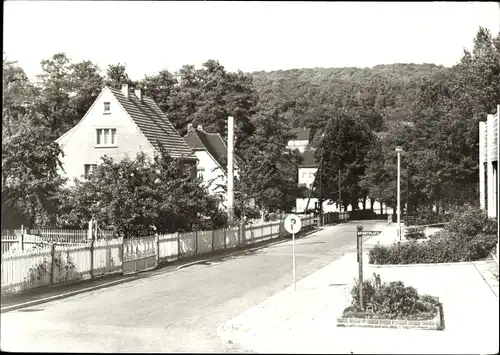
left=2, top=27, right=499, bottom=236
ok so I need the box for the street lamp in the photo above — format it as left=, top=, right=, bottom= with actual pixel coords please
left=395, top=146, right=403, bottom=240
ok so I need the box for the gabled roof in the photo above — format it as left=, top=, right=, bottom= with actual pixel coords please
left=109, top=87, right=195, bottom=160
left=184, top=128, right=229, bottom=172
left=290, top=127, right=311, bottom=141
left=299, top=149, right=319, bottom=168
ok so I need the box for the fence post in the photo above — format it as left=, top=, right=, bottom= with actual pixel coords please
left=212, top=229, right=215, bottom=253
left=240, top=221, right=245, bottom=246
left=50, top=243, right=56, bottom=285
left=156, top=233, right=160, bottom=265
left=195, top=229, right=198, bottom=255
left=20, top=225, right=25, bottom=251
left=177, top=233, right=181, bottom=260
left=223, top=228, right=227, bottom=249
left=90, top=238, right=95, bottom=279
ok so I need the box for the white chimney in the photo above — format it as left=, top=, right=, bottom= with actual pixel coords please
left=134, top=88, right=143, bottom=102
left=197, top=124, right=203, bottom=131
left=187, top=123, right=194, bottom=131
left=121, top=84, right=129, bottom=99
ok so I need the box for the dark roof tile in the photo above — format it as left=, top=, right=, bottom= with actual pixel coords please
left=291, top=127, right=311, bottom=141
left=109, top=87, right=195, bottom=159
left=299, top=149, right=319, bottom=168
left=184, top=129, right=228, bottom=172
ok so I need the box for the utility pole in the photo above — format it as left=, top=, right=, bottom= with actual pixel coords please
left=318, top=149, right=324, bottom=226
left=396, top=147, right=402, bottom=240
left=227, top=116, right=234, bottom=225
left=338, top=169, right=342, bottom=214
left=406, top=166, right=410, bottom=226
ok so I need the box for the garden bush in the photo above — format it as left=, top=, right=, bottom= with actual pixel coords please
left=370, top=206, right=497, bottom=264
left=344, top=273, right=438, bottom=320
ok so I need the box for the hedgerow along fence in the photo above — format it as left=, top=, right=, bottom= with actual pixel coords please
left=2, top=213, right=336, bottom=295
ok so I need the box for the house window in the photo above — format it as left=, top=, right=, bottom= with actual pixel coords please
left=103, top=102, right=110, bottom=113
left=96, top=128, right=117, bottom=146
left=197, top=167, right=205, bottom=179
left=84, top=164, right=97, bottom=177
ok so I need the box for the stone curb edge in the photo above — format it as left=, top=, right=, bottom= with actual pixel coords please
left=0, top=275, right=141, bottom=314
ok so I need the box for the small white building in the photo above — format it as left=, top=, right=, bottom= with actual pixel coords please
left=184, top=124, right=238, bottom=208
left=479, top=104, right=499, bottom=219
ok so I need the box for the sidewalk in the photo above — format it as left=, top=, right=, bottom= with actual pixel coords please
left=218, top=224, right=500, bottom=354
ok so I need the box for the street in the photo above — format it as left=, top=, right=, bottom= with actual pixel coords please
left=1, top=220, right=387, bottom=353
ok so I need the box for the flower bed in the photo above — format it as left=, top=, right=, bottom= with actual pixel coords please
left=336, top=273, right=444, bottom=330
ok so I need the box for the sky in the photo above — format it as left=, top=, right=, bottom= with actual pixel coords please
left=3, top=1, right=500, bottom=81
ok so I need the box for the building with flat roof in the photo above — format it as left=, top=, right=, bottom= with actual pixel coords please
left=479, top=104, right=499, bottom=219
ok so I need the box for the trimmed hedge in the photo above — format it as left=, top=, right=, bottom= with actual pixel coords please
left=370, top=205, right=497, bottom=264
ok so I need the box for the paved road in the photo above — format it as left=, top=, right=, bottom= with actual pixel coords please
left=0, top=220, right=386, bottom=352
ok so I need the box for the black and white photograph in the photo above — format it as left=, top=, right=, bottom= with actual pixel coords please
left=1, top=1, right=499, bottom=353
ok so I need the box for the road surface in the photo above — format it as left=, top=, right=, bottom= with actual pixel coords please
left=0, top=220, right=386, bottom=352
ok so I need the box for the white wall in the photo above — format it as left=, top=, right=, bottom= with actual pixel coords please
left=287, top=139, right=309, bottom=153
left=57, top=88, right=155, bottom=183
left=298, top=167, right=317, bottom=188
left=195, top=150, right=226, bottom=197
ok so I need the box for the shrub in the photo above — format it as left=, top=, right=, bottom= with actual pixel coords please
left=405, top=226, right=426, bottom=240
left=345, top=273, right=437, bottom=320
left=370, top=206, right=497, bottom=265
left=445, top=204, right=497, bottom=238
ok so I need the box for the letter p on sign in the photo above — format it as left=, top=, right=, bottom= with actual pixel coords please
left=284, top=214, right=302, bottom=234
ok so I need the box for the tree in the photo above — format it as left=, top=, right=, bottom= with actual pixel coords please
left=317, top=109, right=376, bottom=211
left=2, top=57, right=40, bottom=136
left=35, top=53, right=75, bottom=135
left=140, top=69, right=178, bottom=114
left=235, top=106, right=306, bottom=216
left=69, top=60, right=104, bottom=120
left=2, top=118, right=67, bottom=228
left=104, top=63, right=135, bottom=89
left=167, top=60, right=258, bottom=150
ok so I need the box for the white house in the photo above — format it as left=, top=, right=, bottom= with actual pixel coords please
left=479, top=104, right=499, bottom=219
left=287, top=127, right=388, bottom=214
left=56, top=84, right=197, bottom=182
left=184, top=124, right=238, bottom=207
left=287, top=128, right=336, bottom=213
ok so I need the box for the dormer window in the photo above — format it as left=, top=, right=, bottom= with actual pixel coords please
left=103, top=102, right=111, bottom=114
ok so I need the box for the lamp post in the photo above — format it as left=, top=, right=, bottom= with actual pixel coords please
left=396, top=147, right=403, bottom=240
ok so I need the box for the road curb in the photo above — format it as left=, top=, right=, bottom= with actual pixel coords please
left=0, top=275, right=140, bottom=314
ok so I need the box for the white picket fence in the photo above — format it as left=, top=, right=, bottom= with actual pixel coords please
left=1, top=214, right=317, bottom=294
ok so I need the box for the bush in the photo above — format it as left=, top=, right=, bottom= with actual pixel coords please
left=370, top=206, right=497, bottom=265
left=445, top=204, right=497, bottom=239
left=345, top=273, right=437, bottom=320
left=405, top=226, right=427, bottom=240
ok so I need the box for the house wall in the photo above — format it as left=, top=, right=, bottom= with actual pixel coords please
left=480, top=105, right=499, bottom=219
left=195, top=150, right=226, bottom=197
left=57, top=88, right=155, bottom=183
left=287, top=139, right=309, bottom=153
left=194, top=150, right=240, bottom=211
left=298, top=167, right=317, bottom=188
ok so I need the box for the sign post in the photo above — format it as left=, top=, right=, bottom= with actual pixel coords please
left=356, top=228, right=382, bottom=309
left=284, top=214, right=302, bottom=291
